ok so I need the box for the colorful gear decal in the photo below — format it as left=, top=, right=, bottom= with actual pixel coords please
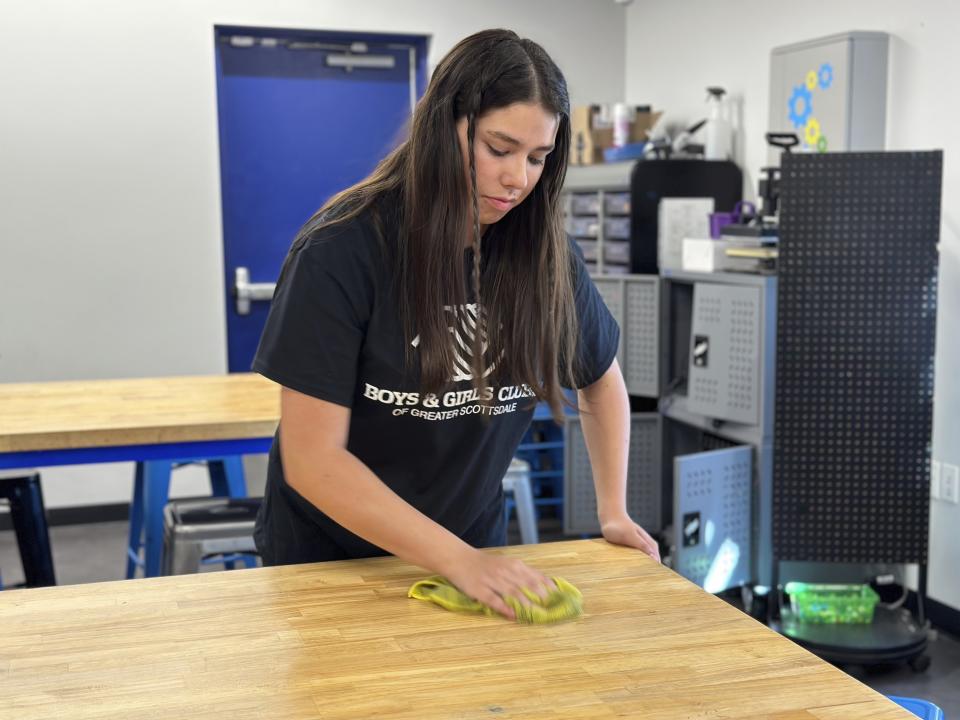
left=788, top=84, right=812, bottom=129
left=817, top=136, right=828, bottom=153
left=805, top=117, right=821, bottom=146
left=806, top=70, right=818, bottom=91
left=818, top=62, right=834, bottom=89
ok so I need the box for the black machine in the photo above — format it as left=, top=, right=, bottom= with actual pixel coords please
left=720, top=132, right=798, bottom=241
left=628, top=158, right=742, bottom=273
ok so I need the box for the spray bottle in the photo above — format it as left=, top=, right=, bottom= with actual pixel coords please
left=704, top=87, right=732, bottom=160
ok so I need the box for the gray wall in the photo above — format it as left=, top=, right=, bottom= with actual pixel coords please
left=0, top=0, right=627, bottom=505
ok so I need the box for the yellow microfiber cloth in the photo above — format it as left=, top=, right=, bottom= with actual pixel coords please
left=408, top=576, right=583, bottom=624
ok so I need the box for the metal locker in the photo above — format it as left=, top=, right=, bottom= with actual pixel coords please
left=563, top=413, right=662, bottom=535
left=592, top=276, right=626, bottom=372
left=687, top=283, right=762, bottom=425
left=674, top=445, right=753, bottom=593
left=623, top=277, right=659, bottom=398
left=592, top=275, right=660, bottom=398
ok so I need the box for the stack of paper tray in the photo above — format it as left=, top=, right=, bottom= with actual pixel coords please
left=719, top=234, right=778, bottom=274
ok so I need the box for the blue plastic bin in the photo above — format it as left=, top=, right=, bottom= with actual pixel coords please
left=603, top=142, right=646, bottom=163
left=887, top=695, right=945, bottom=720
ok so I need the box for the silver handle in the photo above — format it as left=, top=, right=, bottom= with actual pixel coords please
left=234, top=267, right=275, bottom=316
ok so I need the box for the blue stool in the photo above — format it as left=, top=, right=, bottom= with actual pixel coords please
left=126, top=457, right=246, bottom=579
left=888, top=695, right=944, bottom=720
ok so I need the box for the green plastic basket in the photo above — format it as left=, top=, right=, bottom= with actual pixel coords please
left=784, top=582, right=880, bottom=624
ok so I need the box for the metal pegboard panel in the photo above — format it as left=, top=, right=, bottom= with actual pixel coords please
left=564, top=413, right=661, bottom=535
left=675, top=446, right=752, bottom=592
left=773, top=151, right=941, bottom=565
left=624, top=277, right=659, bottom=398
left=593, top=277, right=625, bottom=371
left=687, top=283, right=761, bottom=425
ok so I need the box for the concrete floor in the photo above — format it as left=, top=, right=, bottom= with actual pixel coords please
left=1, top=518, right=957, bottom=717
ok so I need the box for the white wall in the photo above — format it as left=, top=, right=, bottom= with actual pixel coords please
left=0, top=1, right=627, bottom=507
left=625, top=0, right=960, bottom=611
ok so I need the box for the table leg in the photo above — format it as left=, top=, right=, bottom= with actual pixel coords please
left=127, top=456, right=247, bottom=578
left=125, top=462, right=145, bottom=579
left=142, top=460, right=173, bottom=578
left=208, top=457, right=247, bottom=498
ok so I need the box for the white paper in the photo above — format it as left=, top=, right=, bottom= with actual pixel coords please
left=658, top=197, right=715, bottom=271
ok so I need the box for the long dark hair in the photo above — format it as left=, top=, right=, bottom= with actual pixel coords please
left=278, top=29, right=578, bottom=422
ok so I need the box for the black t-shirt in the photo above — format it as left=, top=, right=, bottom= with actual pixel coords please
left=251, top=200, right=619, bottom=565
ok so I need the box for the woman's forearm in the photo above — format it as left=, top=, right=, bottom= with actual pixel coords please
left=577, top=359, right=631, bottom=524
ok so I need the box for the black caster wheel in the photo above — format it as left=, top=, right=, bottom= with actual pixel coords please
left=741, top=585, right=771, bottom=622
left=908, top=654, right=931, bottom=673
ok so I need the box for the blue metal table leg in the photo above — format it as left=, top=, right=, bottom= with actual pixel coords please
left=127, top=456, right=248, bottom=578
left=125, top=462, right=146, bottom=579
left=208, top=456, right=246, bottom=498
left=141, top=460, right=173, bottom=578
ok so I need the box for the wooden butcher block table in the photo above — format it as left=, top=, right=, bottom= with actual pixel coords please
left=0, top=373, right=279, bottom=456
left=0, top=539, right=914, bottom=719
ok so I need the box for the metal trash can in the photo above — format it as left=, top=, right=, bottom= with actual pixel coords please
left=162, top=497, right=261, bottom=575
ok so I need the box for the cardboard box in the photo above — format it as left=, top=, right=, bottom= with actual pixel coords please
left=569, top=105, right=662, bottom=166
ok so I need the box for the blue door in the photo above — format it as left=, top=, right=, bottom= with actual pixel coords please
left=215, top=26, right=428, bottom=372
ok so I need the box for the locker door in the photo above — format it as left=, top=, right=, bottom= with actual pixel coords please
left=674, top=445, right=752, bottom=593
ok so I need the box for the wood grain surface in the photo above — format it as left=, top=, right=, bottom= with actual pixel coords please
left=0, top=539, right=914, bottom=719
left=0, top=373, right=279, bottom=452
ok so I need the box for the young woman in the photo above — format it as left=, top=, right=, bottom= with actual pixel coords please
left=253, top=29, right=659, bottom=620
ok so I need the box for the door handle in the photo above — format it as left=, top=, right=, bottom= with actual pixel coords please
left=234, top=267, right=275, bottom=315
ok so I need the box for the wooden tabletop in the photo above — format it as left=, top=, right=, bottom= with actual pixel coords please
left=0, top=539, right=913, bottom=719
left=0, top=373, right=280, bottom=453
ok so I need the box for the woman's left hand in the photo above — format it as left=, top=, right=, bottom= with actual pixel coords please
left=601, top=514, right=661, bottom=563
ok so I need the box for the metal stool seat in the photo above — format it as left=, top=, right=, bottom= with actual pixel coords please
left=503, top=458, right=538, bottom=545
left=127, top=456, right=247, bottom=579
left=162, top=497, right=261, bottom=576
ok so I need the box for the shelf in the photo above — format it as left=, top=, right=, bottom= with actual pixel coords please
left=661, top=268, right=777, bottom=289
left=660, top=394, right=768, bottom=446
left=516, top=442, right=565, bottom=452
left=564, top=162, right=635, bottom=191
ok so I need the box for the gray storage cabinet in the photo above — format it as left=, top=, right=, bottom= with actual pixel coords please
left=562, top=162, right=635, bottom=275
left=660, top=270, right=778, bottom=588
left=564, top=413, right=662, bottom=535
left=593, top=275, right=660, bottom=399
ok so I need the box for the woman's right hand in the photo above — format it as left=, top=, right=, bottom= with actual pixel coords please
left=444, top=548, right=557, bottom=620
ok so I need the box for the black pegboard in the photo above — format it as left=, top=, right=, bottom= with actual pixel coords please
left=773, top=151, right=941, bottom=565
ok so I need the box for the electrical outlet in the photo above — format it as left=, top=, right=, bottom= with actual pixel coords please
left=942, top=463, right=960, bottom=504
left=931, top=460, right=942, bottom=500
